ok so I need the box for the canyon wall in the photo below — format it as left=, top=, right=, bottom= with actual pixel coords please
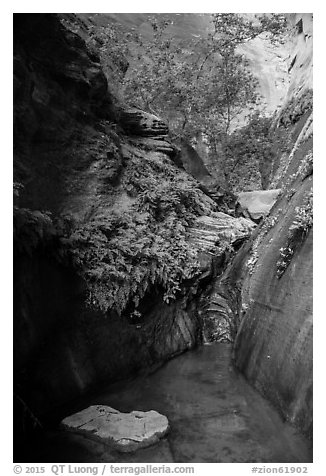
left=13, top=13, right=252, bottom=432
left=13, top=13, right=313, bottom=444
left=232, top=14, right=313, bottom=437
left=13, top=13, right=202, bottom=420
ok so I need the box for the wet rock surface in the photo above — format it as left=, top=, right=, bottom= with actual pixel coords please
left=62, top=405, right=169, bottom=452
left=13, top=12, right=313, bottom=460
left=233, top=175, right=313, bottom=437
left=22, top=344, right=312, bottom=463
left=13, top=14, right=210, bottom=424
left=200, top=293, right=236, bottom=343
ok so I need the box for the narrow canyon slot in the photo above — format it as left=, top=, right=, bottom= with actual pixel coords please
left=13, top=12, right=313, bottom=464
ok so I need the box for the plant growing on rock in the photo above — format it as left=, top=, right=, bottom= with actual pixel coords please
left=276, top=190, right=312, bottom=278
left=86, top=14, right=287, bottom=145
left=290, top=190, right=313, bottom=237
left=297, top=152, right=313, bottom=180
left=58, top=151, right=214, bottom=317
left=213, top=112, right=292, bottom=192
left=62, top=208, right=201, bottom=315
left=276, top=246, right=294, bottom=278
left=83, top=13, right=288, bottom=194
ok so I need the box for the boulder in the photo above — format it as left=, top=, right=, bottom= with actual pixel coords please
left=61, top=405, right=169, bottom=452
left=236, top=189, right=281, bottom=221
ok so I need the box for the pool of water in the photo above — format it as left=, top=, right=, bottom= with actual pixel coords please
left=24, top=343, right=312, bottom=463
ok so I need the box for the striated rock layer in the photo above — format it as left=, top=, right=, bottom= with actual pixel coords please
left=13, top=12, right=313, bottom=448
left=13, top=13, right=250, bottom=432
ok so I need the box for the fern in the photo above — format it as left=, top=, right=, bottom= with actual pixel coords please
left=62, top=199, right=202, bottom=315
left=276, top=190, right=312, bottom=278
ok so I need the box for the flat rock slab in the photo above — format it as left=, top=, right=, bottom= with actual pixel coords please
left=61, top=405, right=169, bottom=452
left=237, top=189, right=281, bottom=221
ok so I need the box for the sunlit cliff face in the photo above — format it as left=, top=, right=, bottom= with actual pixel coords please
left=232, top=13, right=312, bottom=127
left=285, top=14, right=313, bottom=103
left=237, top=35, right=290, bottom=116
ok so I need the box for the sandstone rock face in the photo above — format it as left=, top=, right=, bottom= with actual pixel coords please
left=230, top=35, right=313, bottom=436
left=276, top=14, right=312, bottom=129
left=62, top=405, right=169, bottom=452
left=233, top=176, right=312, bottom=436
left=236, top=189, right=281, bottom=222
left=119, top=109, right=178, bottom=158
left=189, top=213, right=255, bottom=255
left=120, top=108, right=169, bottom=137
left=177, top=138, right=212, bottom=181
left=14, top=244, right=203, bottom=417
left=129, top=137, right=176, bottom=158
left=13, top=13, right=117, bottom=214
left=174, top=139, right=237, bottom=212
left=203, top=165, right=312, bottom=431
left=210, top=15, right=313, bottom=435
left=284, top=15, right=313, bottom=111
left=238, top=34, right=290, bottom=117
left=14, top=12, right=313, bottom=447
left=188, top=214, right=256, bottom=344
left=200, top=292, right=236, bottom=343
left=13, top=14, right=206, bottom=422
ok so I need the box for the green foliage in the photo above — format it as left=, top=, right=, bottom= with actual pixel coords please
left=15, top=14, right=290, bottom=316
left=79, top=14, right=289, bottom=196
left=121, top=152, right=213, bottom=216
left=279, top=89, right=313, bottom=126
left=276, top=190, right=313, bottom=278
left=82, top=14, right=289, bottom=195
left=211, top=13, right=287, bottom=47
left=290, top=190, right=313, bottom=236
left=130, top=169, right=209, bottom=219
left=60, top=153, right=212, bottom=316
left=297, top=151, right=313, bottom=180
left=120, top=14, right=265, bottom=139
left=286, top=188, right=296, bottom=201
left=216, top=113, right=291, bottom=192
left=86, top=22, right=138, bottom=93
left=63, top=209, right=200, bottom=315
left=276, top=246, right=294, bottom=278
left=86, top=14, right=287, bottom=142
left=247, top=243, right=259, bottom=275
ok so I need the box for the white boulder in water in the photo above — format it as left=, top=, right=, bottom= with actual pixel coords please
left=61, top=405, right=169, bottom=452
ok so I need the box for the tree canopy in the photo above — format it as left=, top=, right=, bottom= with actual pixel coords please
left=86, top=13, right=288, bottom=191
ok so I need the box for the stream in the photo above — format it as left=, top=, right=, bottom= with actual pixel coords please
left=24, top=343, right=312, bottom=463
